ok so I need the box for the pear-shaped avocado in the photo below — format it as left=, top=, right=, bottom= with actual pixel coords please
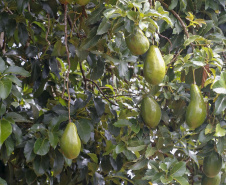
left=201, top=173, right=221, bottom=185
left=125, top=29, right=150, bottom=55
left=141, top=96, right=161, bottom=128
left=186, top=84, right=206, bottom=129
left=60, top=122, right=81, bottom=159
left=203, top=151, right=222, bottom=178
left=144, top=45, right=166, bottom=85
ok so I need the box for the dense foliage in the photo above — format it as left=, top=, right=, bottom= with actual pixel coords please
left=0, top=0, right=225, bottom=184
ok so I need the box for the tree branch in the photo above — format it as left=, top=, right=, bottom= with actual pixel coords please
left=79, top=61, right=87, bottom=90
left=64, top=4, right=71, bottom=122
left=157, top=32, right=172, bottom=53
left=158, top=0, right=189, bottom=39
left=85, top=79, right=118, bottom=106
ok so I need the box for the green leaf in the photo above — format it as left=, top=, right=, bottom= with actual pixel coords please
left=75, top=119, right=93, bottom=144
left=87, top=153, right=98, bottom=163
left=127, top=145, right=146, bottom=152
left=145, top=146, right=157, bottom=158
left=0, top=79, right=12, bottom=99
left=169, top=161, right=186, bottom=177
left=114, top=119, right=132, bottom=127
left=12, top=124, right=22, bottom=146
left=173, top=176, right=189, bottom=185
left=213, top=71, right=226, bottom=94
left=214, top=95, right=226, bottom=115
left=24, top=140, right=36, bottom=162
left=5, top=137, right=14, bottom=156
left=6, top=75, right=22, bottom=86
left=0, top=57, right=6, bottom=73
left=25, top=169, right=37, bottom=185
left=5, top=112, right=31, bottom=123
left=0, top=177, right=7, bottom=185
left=149, top=160, right=159, bottom=172
left=52, top=150, right=64, bottom=176
left=4, top=66, right=30, bottom=77
left=184, top=35, right=205, bottom=46
left=214, top=123, right=226, bottom=137
left=33, top=138, right=50, bottom=156
left=97, top=17, right=111, bottom=35
left=33, top=155, right=49, bottom=176
left=94, top=98, right=105, bottom=117
left=0, top=103, right=6, bottom=117
left=130, top=158, right=148, bottom=170
left=48, top=131, right=59, bottom=149
left=169, top=0, right=178, bottom=10
left=0, top=120, right=12, bottom=148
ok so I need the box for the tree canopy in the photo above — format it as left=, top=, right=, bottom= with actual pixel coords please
left=0, top=0, right=225, bottom=184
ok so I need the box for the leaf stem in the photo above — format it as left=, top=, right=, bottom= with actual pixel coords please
left=64, top=4, right=71, bottom=122
left=192, top=68, right=196, bottom=84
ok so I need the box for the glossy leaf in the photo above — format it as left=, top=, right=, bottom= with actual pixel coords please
left=0, top=120, right=12, bottom=147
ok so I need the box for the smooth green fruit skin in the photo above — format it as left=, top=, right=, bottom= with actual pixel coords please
left=141, top=96, right=161, bottom=128
left=203, top=151, right=222, bottom=178
left=75, top=0, right=90, bottom=5
left=125, top=29, right=150, bottom=55
left=144, top=45, right=166, bottom=85
left=186, top=84, right=207, bottom=129
left=201, top=173, right=221, bottom=185
left=60, top=122, right=81, bottom=159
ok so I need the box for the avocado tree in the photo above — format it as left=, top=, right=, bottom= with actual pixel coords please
left=0, top=0, right=225, bottom=184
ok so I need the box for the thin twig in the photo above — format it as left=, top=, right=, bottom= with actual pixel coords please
left=157, top=32, right=172, bottom=53
left=64, top=4, right=71, bottom=122
left=86, top=79, right=118, bottom=106
left=158, top=0, right=189, bottom=39
left=6, top=7, right=13, bottom=14
left=167, top=49, right=183, bottom=66
left=45, top=14, right=51, bottom=46
left=79, top=61, right=87, bottom=90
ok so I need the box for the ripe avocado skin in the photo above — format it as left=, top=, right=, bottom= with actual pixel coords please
left=125, top=29, right=150, bottom=55
left=60, top=122, right=81, bottom=159
left=144, top=45, right=166, bottom=85
left=203, top=151, right=222, bottom=178
left=141, top=96, right=161, bottom=128
left=186, top=84, right=206, bottom=129
left=201, top=173, right=221, bottom=185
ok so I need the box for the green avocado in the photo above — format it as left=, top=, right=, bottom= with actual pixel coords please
left=201, top=173, right=221, bottom=185
left=60, top=122, right=81, bottom=159
left=143, top=45, right=166, bottom=85
left=125, top=29, right=150, bottom=55
left=186, top=84, right=206, bottom=129
left=203, top=151, right=222, bottom=178
left=141, top=96, right=161, bottom=128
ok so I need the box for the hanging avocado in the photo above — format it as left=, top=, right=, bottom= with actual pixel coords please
left=60, top=122, right=81, bottom=159
left=125, top=29, right=150, bottom=55
left=144, top=45, right=166, bottom=85
left=141, top=96, right=161, bottom=128
left=203, top=151, right=222, bottom=178
left=186, top=84, right=206, bottom=129
left=201, top=173, right=221, bottom=185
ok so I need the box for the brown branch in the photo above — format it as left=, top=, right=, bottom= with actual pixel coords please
left=64, top=4, right=71, bottom=122
left=85, top=79, right=118, bottom=106
left=6, top=7, right=13, bottom=14
left=79, top=61, right=87, bottom=90
left=167, top=49, right=183, bottom=66
left=157, top=32, right=172, bottom=53
left=158, top=0, right=189, bottom=39
left=45, top=14, right=51, bottom=46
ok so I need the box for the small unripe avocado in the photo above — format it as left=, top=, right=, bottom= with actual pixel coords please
left=60, top=122, right=81, bottom=159
left=186, top=84, right=206, bottom=129
left=201, top=173, right=221, bottom=185
left=141, top=96, right=161, bottom=128
left=203, top=151, right=222, bottom=178
left=144, top=45, right=166, bottom=85
left=125, top=29, right=150, bottom=55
